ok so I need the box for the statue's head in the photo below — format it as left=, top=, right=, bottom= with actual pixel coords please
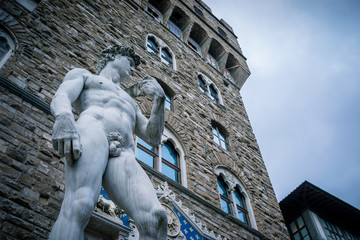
left=96, top=45, right=141, bottom=74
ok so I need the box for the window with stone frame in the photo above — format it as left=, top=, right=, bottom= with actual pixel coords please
left=289, top=216, right=311, bottom=240
left=215, top=167, right=256, bottom=228
left=136, top=129, right=184, bottom=185
left=212, top=124, right=230, bottom=151
left=146, top=37, right=159, bottom=55
left=167, top=20, right=182, bottom=40
left=197, top=73, right=223, bottom=105
left=146, top=34, right=176, bottom=70
left=0, top=27, right=15, bottom=69
left=217, top=176, right=250, bottom=226
left=146, top=3, right=163, bottom=22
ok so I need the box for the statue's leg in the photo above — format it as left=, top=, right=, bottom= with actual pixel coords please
left=102, top=151, right=167, bottom=240
left=49, top=117, right=109, bottom=240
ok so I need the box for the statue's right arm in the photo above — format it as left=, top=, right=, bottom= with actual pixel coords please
left=50, top=68, right=90, bottom=166
left=51, top=68, right=90, bottom=116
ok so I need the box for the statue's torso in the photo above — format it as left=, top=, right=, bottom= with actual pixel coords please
left=74, top=74, right=138, bottom=150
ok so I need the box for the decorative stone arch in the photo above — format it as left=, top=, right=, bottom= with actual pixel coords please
left=0, top=10, right=29, bottom=69
left=206, top=38, right=227, bottom=72
left=188, top=22, right=208, bottom=56
left=146, top=0, right=173, bottom=23
left=145, top=33, right=177, bottom=70
left=224, top=53, right=242, bottom=84
left=196, top=71, right=224, bottom=105
left=0, top=25, right=15, bottom=69
left=214, top=165, right=258, bottom=229
left=161, top=127, right=188, bottom=187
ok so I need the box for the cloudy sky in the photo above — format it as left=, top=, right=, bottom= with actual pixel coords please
left=205, top=0, right=360, bottom=209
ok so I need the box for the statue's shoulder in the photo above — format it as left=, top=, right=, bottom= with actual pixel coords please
left=64, top=68, right=92, bottom=82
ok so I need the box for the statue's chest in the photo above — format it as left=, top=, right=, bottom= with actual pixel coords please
left=82, top=75, right=135, bottom=108
left=84, top=75, right=119, bottom=92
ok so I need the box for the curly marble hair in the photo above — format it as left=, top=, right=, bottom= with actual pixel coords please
left=96, top=45, right=141, bottom=74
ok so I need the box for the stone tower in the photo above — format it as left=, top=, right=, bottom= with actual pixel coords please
left=0, top=0, right=289, bottom=239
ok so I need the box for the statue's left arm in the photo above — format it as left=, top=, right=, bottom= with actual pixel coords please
left=134, top=76, right=165, bottom=146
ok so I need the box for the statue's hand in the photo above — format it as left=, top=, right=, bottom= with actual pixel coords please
left=138, top=76, right=165, bottom=100
left=52, top=113, right=82, bottom=166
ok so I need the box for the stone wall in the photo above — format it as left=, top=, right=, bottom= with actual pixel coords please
left=0, top=0, right=289, bottom=239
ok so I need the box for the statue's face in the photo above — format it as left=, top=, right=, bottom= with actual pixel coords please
left=112, top=55, right=135, bottom=82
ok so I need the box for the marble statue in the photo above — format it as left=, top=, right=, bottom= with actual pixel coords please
left=49, top=45, right=167, bottom=240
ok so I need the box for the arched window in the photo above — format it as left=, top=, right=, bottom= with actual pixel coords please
left=136, top=128, right=186, bottom=186
left=197, top=73, right=223, bottom=105
left=234, top=187, right=249, bottom=224
left=217, top=176, right=232, bottom=214
left=215, top=167, right=256, bottom=227
left=209, top=85, right=219, bottom=104
left=161, top=142, right=180, bottom=183
left=0, top=27, right=15, bottom=69
left=212, top=124, right=229, bottom=151
left=146, top=34, right=176, bottom=70
left=161, top=48, right=172, bottom=67
left=147, top=37, right=159, bottom=55
left=216, top=183, right=251, bottom=226
left=198, top=75, right=207, bottom=94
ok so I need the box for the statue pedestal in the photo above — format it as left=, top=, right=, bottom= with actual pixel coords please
left=85, top=211, right=132, bottom=240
